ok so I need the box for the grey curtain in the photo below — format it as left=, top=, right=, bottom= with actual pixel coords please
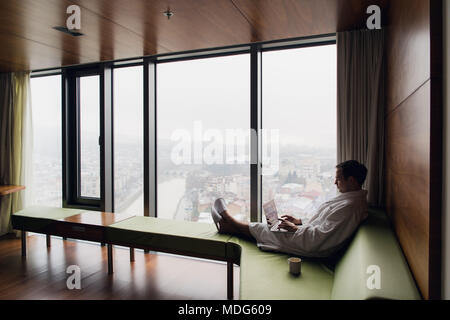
left=337, top=30, right=385, bottom=207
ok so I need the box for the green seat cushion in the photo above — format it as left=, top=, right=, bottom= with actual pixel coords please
left=331, top=208, right=421, bottom=300
left=229, top=236, right=334, bottom=300
left=11, top=206, right=85, bottom=233
left=106, top=216, right=233, bottom=260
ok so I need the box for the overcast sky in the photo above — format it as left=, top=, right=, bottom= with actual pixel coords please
left=31, top=44, right=336, bottom=150
left=157, top=44, right=336, bottom=150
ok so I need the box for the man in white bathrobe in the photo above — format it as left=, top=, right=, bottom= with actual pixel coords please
left=214, top=160, right=368, bottom=258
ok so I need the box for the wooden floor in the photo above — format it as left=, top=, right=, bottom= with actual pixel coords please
left=0, top=234, right=239, bottom=300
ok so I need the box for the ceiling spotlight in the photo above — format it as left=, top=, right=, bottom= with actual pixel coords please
left=52, top=26, right=84, bottom=37
left=163, top=9, right=174, bottom=20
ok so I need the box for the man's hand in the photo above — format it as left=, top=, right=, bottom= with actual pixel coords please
left=280, top=215, right=302, bottom=225
left=277, top=219, right=299, bottom=232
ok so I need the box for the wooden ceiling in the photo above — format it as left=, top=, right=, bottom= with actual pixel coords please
left=0, top=0, right=388, bottom=72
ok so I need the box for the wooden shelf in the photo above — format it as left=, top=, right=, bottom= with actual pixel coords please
left=0, top=185, right=25, bottom=196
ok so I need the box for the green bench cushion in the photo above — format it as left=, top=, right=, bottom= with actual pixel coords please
left=228, top=236, right=334, bottom=300
left=229, top=208, right=420, bottom=300
left=106, top=216, right=233, bottom=260
left=331, top=208, right=421, bottom=300
left=11, top=206, right=85, bottom=233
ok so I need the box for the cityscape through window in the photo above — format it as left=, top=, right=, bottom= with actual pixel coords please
left=262, top=44, right=337, bottom=221
left=157, top=54, right=251, bottom=222
left=79, top=75, right=101, bottom=199
left=113, top=66, right=144, bottom=215
left=30, top=75, right=62, bottom=207
left=29, top=44, right=336, bottom=221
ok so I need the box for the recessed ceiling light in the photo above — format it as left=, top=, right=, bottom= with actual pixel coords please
left=52, top=26, right=84, bottom=37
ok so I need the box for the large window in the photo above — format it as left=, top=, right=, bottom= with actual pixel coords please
left=78, top=75, right=101, bottom=199
left=30, top=75, right=62, bottom=207
left=113, top=66, right=144, bottom=215
left=157, top=54, right=251, bottom=223
left=262, top=44, right=337, bottom=221
left=32, top=39, right=336, bottom=222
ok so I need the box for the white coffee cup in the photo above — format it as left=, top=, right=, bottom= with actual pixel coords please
left=288, top=257, right=302, bottom=276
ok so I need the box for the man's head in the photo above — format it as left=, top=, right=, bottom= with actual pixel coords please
left=335, top=160, right=368, bottom=193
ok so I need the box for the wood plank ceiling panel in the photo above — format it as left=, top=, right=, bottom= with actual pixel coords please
left=0, top=0, right=163, bottom=71
left=73, top=0, right=254, bottom=53
left=0, top=0, right=389, bottom=72
left=231, top=0, right=388, bottom=41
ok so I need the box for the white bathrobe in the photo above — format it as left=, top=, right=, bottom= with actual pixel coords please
left=249, top=190, right=368, bottom=258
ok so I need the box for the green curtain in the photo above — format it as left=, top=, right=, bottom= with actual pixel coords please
left=0, top=72, right=31, bottom=236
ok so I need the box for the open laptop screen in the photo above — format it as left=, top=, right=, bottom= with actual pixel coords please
left=263, top=200, right=279, bottom=225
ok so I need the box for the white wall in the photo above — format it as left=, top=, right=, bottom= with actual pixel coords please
left=443, top=0, right=450, bottom=300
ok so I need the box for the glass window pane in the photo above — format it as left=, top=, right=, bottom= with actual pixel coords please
left=30, top=75, right=62, bottom=207
left=157, top=54, right=251, bottom=223
left=262, top=45, right=337, bottom=222
left=79, top=75, right=100, bottom=198
left=114, top=66, right=144, bottom=215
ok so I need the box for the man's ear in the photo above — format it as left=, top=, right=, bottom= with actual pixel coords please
left=348, top=176, right=358, bottom=186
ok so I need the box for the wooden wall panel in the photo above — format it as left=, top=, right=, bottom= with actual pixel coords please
left=385, top=0, right=442, bottom=300
left=385, top=81, right=431, bottom=298
left=386, top=0, right=430, bottom=114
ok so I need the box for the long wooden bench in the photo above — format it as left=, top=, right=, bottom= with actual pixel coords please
left=105, top=216, right=236, bottom=299
left=11, top=207, right=237, bottom=298
left=11, top=206, right=87, bottom=256
left=11, top=206, right=420, bottom=300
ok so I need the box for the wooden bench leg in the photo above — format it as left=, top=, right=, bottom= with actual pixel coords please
left=21, top=230, right=27, bottom=257
left=46, top=235, right=51, bottom=248
left=107, top=244, right=113, bottom=275
left=227, top=262, right=233, bottom=300
left=130, top=248, right=135, bottom=262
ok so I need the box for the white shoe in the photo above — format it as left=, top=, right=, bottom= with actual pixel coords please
left=211, top=198, right=228, bottom=231
left=214, top=198, right=227, bottom=214
left=211, top=205, right=222, bottom=231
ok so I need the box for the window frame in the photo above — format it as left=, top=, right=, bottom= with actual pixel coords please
left=62, top=64, right=114, bottom=211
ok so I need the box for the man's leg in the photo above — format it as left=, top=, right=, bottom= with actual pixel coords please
left=218, top=210, right=255, bottom=240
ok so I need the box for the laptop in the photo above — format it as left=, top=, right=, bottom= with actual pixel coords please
left=262, top=200, right=292, bottom=233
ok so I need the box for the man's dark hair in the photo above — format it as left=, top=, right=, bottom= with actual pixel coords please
left=336, top=160, right=368, bottom=186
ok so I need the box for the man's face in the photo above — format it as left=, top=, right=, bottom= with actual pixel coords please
left=335, top=168, right=351, bottom=193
